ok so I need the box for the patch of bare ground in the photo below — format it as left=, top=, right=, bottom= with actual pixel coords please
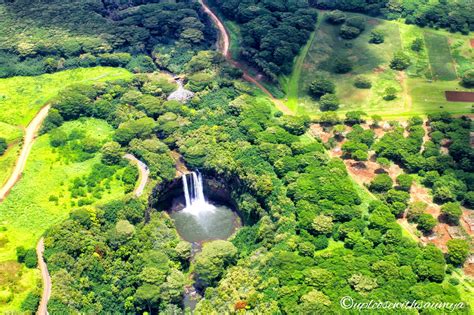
left=461, top=208, right=474, bottom=234
left=310, top=124, right=332, bottom=144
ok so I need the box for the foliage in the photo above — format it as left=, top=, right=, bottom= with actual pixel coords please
left=354, top=76, right=372, bottom=89
left=446, top=239, right=470, bottom=266
left=194, top=241, right=237, bottom=288
left=396, top=174, right=413, bottom=191
left=440, top=202, right=462, bottom=225
left=416, top=214, right=437, bottom=234
left=390, top=51, right=411, bottom=70
left=310, top=0, right=474, bottom=34
left=369, top=30, right=384, bottom=44
left=411, top=38, right=424, bottom=52
left=325, top=10, right=346, bottom=25
left=369, top=174, right=393, bottom=193
left=309, top=76, right=335, bottom=98
left=460, top=69, right=474, bottom=88
left=319, top=94, right=340, bottom=111
left=0, top=1, right=213, bottom=77
left=0, top=137, right=6, bottom=155
left=210, top=0, right=318, bottom=80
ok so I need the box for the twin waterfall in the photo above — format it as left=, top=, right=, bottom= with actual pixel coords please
left=182, top=172, right=216, bottom=215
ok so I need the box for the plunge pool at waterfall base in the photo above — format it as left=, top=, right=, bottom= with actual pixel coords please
left=169, top=199, right=241, bottom=243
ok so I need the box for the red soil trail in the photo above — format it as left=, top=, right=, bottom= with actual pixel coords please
left=199, top=0, right=292, bottom=115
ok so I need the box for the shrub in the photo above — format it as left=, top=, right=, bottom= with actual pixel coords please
left=17, top=247, right=37, bottom=268
left=325, top=10, right=346, bottom=24
left=345, top=16, right=366, bottom=31
left=20, top=292, right=40, bottom=312
left=460, top=69, right=474, bottom=88
left=340, top=24, right=361, bottom=39
left=101, top=142, right=123, bottom=165
left=407, top=201, right=427, bottom=222
left=464, top=191, right=474, bottom=208
left=440, top=202, right=462, bottom=225
left=383, top=87, right=397, bottom=101
left=417, top=213, right=437, bottom=234
left=319, top=94, right=340, bottom=111
left=49, top=129, right=67, bottom=147
left=369, top=30, right=384, bottom=44
left=446, top=239, right=469, bottom=266
left=333, top=57, right=353, bottom=74
left=309, top=76, right=335, bottom=98
left=390, top=51, right=411, bottom=70
left=411, top=38, right=424, bottom=52
left=369, top=174, right=393, bottom=192
left=314, top=235, right=329, bottom=250
left=354, top=76, right=372, bottom=89
left=396, top=174, right=413, bottom=191
left=0, top=137, right=7, bottom=155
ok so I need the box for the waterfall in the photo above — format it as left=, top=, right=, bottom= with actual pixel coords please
left=182, top=171, right=215, bottom=215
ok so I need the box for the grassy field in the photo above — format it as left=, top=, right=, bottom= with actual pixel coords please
left=0, top=67, right=132, bottom=129
left=0, top=67, right=133, bottom=187
left=296, top=13, right=405, bottom=117
left=424, top=31, right=458, bottom=81
left=0, top=119, right=128, bottom=311
left=290, top=12, right=473, bottom=119
left=280, top=16, right=321, bottom=113
left=398, top=24, right=431, bottom=78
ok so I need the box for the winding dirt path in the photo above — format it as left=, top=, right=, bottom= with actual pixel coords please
left=199, top=0, right=292, bottom=115
left=0, top=105, right=50, bottom=201
left=124, top=154, right=150, bottom=197
left=36, top=237, right=51, bottom=315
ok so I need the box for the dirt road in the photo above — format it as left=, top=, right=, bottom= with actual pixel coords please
left=124, top=154, right=150, bottom=197
left=0, top=105, right=50, bottom=201
left=198, top=0, right=292, bottom=115
left=36, top=237, right=51, bottom=315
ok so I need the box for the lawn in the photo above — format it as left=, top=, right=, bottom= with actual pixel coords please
left=0, top=119, right=128, bottom=311
left=424, top=31, right=458, bottom=81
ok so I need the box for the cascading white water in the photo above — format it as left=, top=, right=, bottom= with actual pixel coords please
left=182, top=171, right=215, bottom=215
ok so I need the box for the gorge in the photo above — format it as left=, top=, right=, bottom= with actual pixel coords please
left=168, top=172, right=241, bottom=243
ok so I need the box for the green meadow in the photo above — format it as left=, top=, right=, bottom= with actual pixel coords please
left=290, top=12, right=473, bottom=119
left=0, top=67, right=132, bottom=129
left=0, top=119, right=129, bottom=311
left=0, top=67, right=132, bottom=186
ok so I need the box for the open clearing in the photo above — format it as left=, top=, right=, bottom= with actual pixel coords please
left=0, top=119, right=128, bottom=311
left=293, top=12, right=473, bottom=119
left=0, top=67, right=132, bottom=187
left=424, top=31, right=458, bottom=81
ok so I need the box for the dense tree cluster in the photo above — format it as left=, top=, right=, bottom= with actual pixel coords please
left=0, top=0, right=216, bottom=77
left=24, top=46, right=468, bottom=313
left=208, top=0, right=318, bottom=80
left=309, top=0, right=474, bottom=34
